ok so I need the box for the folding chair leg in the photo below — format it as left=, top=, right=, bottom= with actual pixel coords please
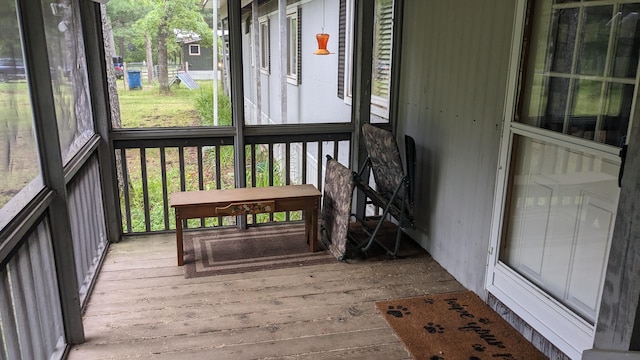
left=388, top=191, right=408, bottom=256
left=360, top=213, right=388, bottom=253
left=353, top=182, right=405, bottom=257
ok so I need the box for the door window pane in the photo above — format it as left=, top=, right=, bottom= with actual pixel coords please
left=576, top=6, right=612, bottom=76
left=551, top=8, right=578, bottom=73
left=520, top=1, right=640, bottom=147
left=501, top=136, right=619, bottom=322
left=42, top=0, right=94, bottom=164
left=612, top=4, right=640, bottom=78
left=601, top=82, right=633, bottom=144
left=567, top=79, right=601, bottom=139
left=0, top=0, right=43, bottom=231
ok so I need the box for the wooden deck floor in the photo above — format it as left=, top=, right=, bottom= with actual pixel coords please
left=67, top=232, right=466, bottom=359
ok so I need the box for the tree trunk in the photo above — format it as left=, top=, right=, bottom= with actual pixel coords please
left=101, top=4, right=121, bottom=129
left=101, top=4, right=125, bottom=193
left=145, top=34, right=154, bottom=84
left=158, top=24, right=170, bottom=94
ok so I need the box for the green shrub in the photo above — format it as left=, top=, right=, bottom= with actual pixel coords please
left=194, top=82, right=232, bottom=126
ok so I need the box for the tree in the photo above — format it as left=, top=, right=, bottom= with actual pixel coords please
left=105, top=0, right=151, bottom=60
left=139, top=0, right=212, bottom=94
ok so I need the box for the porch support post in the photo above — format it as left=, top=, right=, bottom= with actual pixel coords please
left=279, top=0, right=287, bottom=124
left=593, top=85, right=640, bottom=352
left=252, top=1, right=261, bottom=124
left=389, top=0, right=404, bottom=136
left=351, top=0, right=374, bottom=219
left=18, top=0, right=84, bottom=344
left=78, top=0, right=123, bottom=244
left=228, top=0, right=248, bottom=228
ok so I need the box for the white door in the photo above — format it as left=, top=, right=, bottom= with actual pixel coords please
left=488, top=1, right=638, bottom=358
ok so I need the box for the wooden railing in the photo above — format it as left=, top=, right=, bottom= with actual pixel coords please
left=113, top=127, right=352, bottom=234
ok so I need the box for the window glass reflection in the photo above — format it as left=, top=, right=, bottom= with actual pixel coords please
left=42, top=0, right=94, bottom=164
left=612, top=4, right=640, bottom=78
left=521, top=1, right=640, bottom=147
left=550, top=8, right=578, bottom=74
left=0, top=0, right=43, bottom=230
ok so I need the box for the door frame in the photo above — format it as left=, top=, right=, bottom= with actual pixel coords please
left=485, top=0, right=630, bottom=358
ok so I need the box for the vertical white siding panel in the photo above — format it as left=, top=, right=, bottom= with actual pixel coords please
left=67, top=156, right=108, bottom=305
left=398, top=0, right=516, bottom=294
left=0, top=268, right=20, bottom=360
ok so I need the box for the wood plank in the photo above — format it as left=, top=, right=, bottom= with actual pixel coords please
left=93, top=257, right=450, bottom=293
left=85, top=266, right=455, bottom=307
left=72, top=316, right=397, bottom=357
left=83, top=278, right=463, bottom=329
left=70, top=232, right=464, bottom=359
left=71, top=328, right=406, bottom=360
left=90, top=261, right=454, bottom=293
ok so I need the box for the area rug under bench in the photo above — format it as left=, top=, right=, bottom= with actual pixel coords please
left=182, top=223, right=334, bottom=278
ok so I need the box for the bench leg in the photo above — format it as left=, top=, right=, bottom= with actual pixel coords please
left=305, top=204, right=319, bottom=252
left=176, top=216, right=184, bottom=266
left=311, top=205, right=318, bottom=252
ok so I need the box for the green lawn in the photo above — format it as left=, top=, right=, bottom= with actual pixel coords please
left=0, top=82, right=39, bottom=208
left=117, top=80, right=204, bottom=128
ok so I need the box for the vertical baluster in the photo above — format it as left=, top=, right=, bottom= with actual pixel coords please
left=317, top=142, right=323, bottom=192
left=286, top=142, right=291, bottom=221
left=346, top=139, right=353, bottom=168
left=251, top=144, right=257, bottom=225
left=302, top=142, right=307, bottom=185
left=269, top=143, right=274, bottom=222
left=121, top=148, right=132, bottom=233
left=333, top=140, right=339, bottom=161
left=198, top=145, right=205, bottom=227
left=179, top=147, right=187, bottom=229
left=216, top=145, right=223, bottom=226
left=160, top=147, right=170, bottom=230
left=140, top=148, right=151, bottom=232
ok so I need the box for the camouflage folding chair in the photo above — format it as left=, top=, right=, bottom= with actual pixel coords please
left=320, top=155, right=355, bottom=260
left=350, top=124, right=416, bottom=257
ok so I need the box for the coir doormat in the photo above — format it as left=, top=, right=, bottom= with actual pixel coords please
left=183, top=223, right=334, bottom=278
left=376, top=291, right=547, bottom=360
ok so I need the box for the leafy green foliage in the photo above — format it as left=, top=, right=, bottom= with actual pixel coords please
left=106, top=0, right=152, bottom=61
left=107, top=0, right=213, bottom=92
left=194, top=82, right=232, bottom=126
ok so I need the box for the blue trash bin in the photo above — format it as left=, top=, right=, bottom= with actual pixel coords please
left=127, top=70, right=142, bottom=90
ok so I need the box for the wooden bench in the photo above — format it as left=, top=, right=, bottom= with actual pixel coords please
left=170, top=184, right=322, bottom=266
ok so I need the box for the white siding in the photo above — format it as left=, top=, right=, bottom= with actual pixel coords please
left=397, top=0, right=516, bottom=295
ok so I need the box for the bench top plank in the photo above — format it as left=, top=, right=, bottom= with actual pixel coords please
left=170, top=184, right=321, bottom=207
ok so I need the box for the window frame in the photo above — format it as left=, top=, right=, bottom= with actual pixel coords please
left=342, top=0, right=393, bottom=120
left=286, top=7, right=300, bottom=85
left=370, top=0, right=394, bottom=119
left=189, top=44, right=201, bottom=56
left=259, top=16, right=270, bottom=74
